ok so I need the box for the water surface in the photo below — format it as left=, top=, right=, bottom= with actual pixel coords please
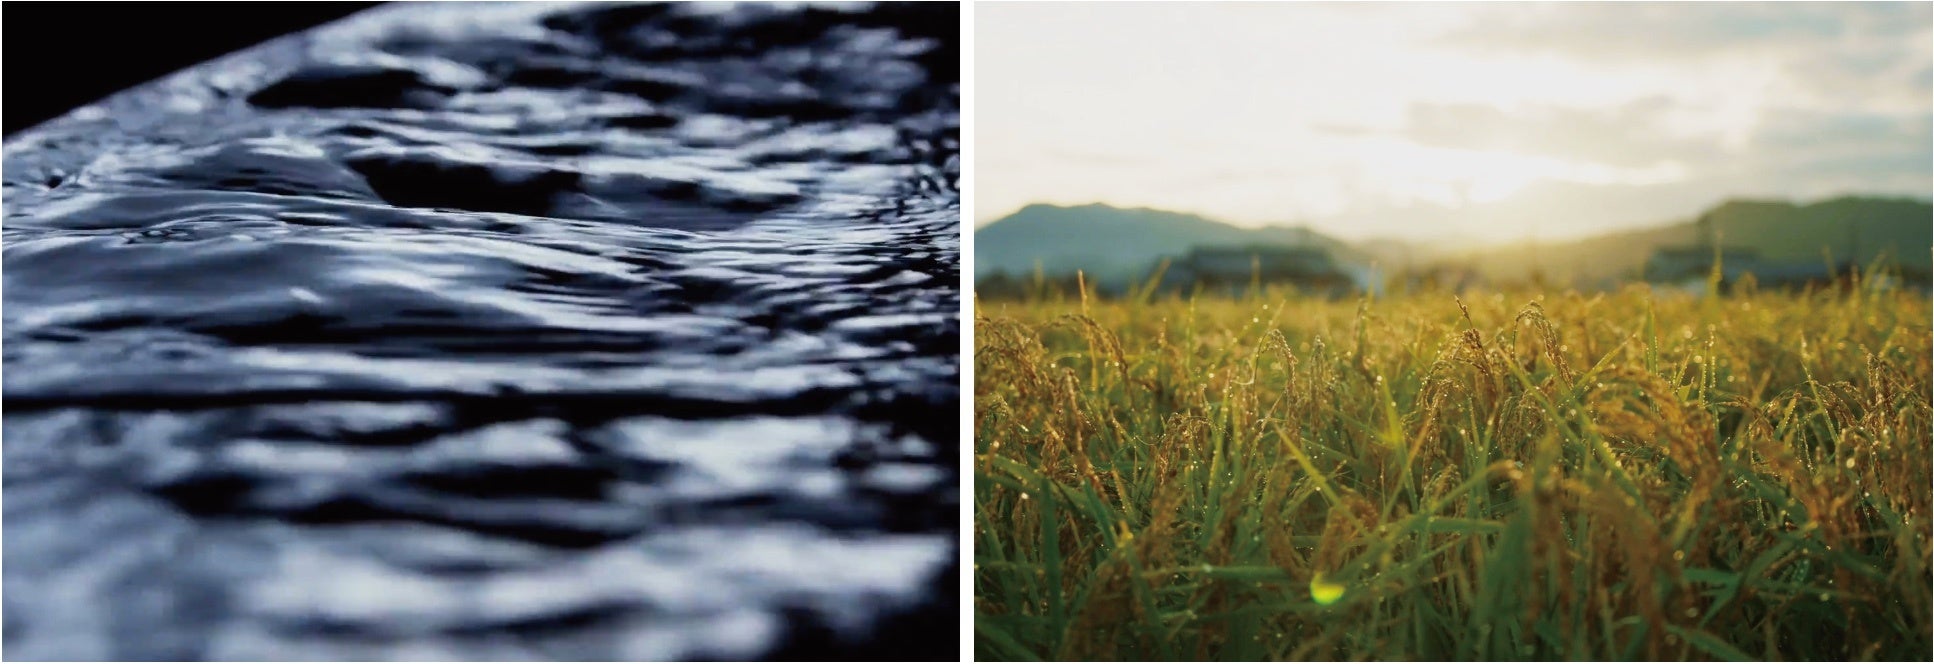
left=2, top=2, right=959, bottom=659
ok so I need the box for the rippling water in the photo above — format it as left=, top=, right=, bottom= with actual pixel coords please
left=2, top=2, right=959, bottom=659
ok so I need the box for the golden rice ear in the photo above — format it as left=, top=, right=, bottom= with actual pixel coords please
left=974, top=280, right=1930, bottom=660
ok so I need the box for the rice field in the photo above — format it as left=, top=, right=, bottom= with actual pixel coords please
left=973, top=278, right=1931, bottom=661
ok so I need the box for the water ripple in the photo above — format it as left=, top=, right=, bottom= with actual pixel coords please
left=2, top=2, right=958, bottom=660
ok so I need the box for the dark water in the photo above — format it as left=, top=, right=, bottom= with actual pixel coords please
left=2, top=2, right=959, bottom=660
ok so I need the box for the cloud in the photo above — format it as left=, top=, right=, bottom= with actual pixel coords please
left=1752, top=109, right=1932, bottom=153
left=1439, top=2, right=1922, bottom=61
left=1439, top=2, right=1933, bottom=110
left=1039, top=147, right=1151, bottom=167
left=1782, top=41, right=1933, bottom=109
left=977, top=2, right=1932, bottom=240
left=1323, top=97, right=1719, bottom=169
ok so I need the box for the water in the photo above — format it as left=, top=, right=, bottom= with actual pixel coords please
left=2, top=2, right=959, bottom=660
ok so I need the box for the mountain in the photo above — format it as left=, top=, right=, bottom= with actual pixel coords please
left=973, top=203, right=1368, bottom=287
left=1449, top=196, right=1933, bottom=286
left=975, top=196, right=1931, bottom=290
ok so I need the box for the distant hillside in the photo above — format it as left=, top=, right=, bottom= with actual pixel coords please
left=974, top=203, right=1368, bottom=288
left=1452, top=196, right=1933, bottom=286
left=976, top=196, right=1931, bottom=291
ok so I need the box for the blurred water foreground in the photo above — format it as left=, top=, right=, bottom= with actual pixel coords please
left=2, top=2, right=959, bottom=660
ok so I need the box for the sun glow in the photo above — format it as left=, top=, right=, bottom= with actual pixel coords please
left=978, top=2, right=1932, bottom=242
left=1360, top=142, right=1694, bottom=209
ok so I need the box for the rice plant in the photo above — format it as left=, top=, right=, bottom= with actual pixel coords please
left=974, top=278, right=1931, bottom=661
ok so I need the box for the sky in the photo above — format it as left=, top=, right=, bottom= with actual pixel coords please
left=976, top=1, right=1934, bottom=244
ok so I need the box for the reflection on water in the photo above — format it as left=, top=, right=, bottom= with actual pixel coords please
left=2, top=2, right=959, bottom=659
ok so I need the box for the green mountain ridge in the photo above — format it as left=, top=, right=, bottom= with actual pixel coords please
left=974, top=203, right=1366, bottom=287
left=1454, top=196, right=1933, bottom=285
left=976, top=196, right=1931, bottom=288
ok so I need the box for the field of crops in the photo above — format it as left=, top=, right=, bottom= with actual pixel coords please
left=973, top=279, right=1931, bottom=661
